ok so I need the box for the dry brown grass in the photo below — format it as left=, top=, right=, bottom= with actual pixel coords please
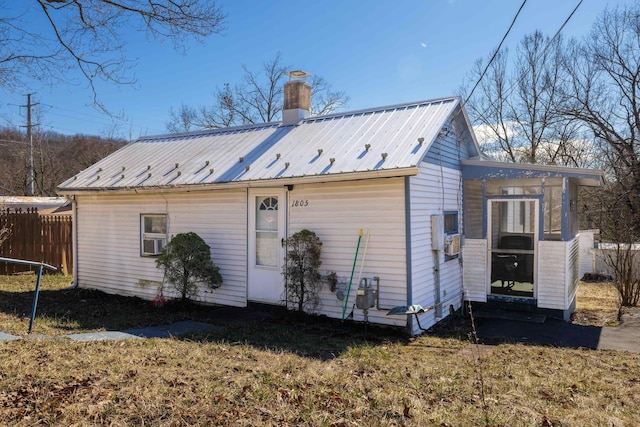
left=1, top=336, right=639, bottom=426
left=1, top=275, right=639, bottom=426
left=573, top=281, right=620, bottom=326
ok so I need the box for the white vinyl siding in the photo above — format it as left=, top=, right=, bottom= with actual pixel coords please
left=537, top=238, right=578, bottom=310
left=462, top=239, right=488, bottom=302
left=75, top=189, right=247, bottom=307
left=287, top=178, right=407, bottom=328
left=408, top=162, right=464, bottom=334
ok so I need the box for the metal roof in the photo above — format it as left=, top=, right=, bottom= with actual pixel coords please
left=58, top=97, right=467, bottom=193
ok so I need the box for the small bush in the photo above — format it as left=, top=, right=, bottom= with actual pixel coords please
left=283, top=229, right=323, bottom=313
left=156, top=232, right=222, bottom=302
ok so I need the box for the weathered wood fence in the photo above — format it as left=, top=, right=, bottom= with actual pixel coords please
left=0, top=208, right=72, bottom=275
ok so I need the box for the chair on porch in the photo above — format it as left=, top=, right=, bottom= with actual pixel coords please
left=491, top=235, right=534, bottom=290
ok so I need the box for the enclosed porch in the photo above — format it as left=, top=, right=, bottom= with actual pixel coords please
left=460, top=160, right=604, bottom=320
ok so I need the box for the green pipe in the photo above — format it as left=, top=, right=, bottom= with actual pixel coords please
left=342, top=229, right=363, bottom=320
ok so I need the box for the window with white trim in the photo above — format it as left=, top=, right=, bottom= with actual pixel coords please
left=141, top=214, right=167, bottom=256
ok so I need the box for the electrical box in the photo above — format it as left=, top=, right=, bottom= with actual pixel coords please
left=431, top=215, right=444, bottom=251
left=444, top=234, right=461, bottom=256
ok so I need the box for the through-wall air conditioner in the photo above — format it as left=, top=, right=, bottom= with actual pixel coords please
left=143, top=238, right=165, bottom=256
left=444, top=234, right=461, bottom=257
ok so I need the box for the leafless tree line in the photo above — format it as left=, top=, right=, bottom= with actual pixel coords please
left=0, top=128, right=125, bottom=196
left=462, top=4, right=640, bottom=305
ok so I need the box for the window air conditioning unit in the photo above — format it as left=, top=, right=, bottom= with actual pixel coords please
left=444, top=234, right=461, bottom=257
left=143, top=238, right=165, bottom=255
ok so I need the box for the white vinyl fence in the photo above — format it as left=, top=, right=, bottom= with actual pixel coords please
left=579, top=229, right=640, bottom=280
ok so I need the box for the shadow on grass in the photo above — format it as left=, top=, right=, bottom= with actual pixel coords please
left=183, top=309, right=411, bottom=361
left=0, top=287, right=410, bottom=360
left=1, top=285, right=612, bottom=354
left=0, top=287, right=234, bottom=332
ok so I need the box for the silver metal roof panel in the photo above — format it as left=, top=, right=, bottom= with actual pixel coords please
left=58, top=97, right=461, bottom=192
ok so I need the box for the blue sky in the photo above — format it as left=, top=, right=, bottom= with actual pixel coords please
left=0, top=0, right=635, bottom=139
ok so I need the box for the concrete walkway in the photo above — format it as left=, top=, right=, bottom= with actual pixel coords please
left=0, top=332, right=21, bottom=342
left=475, top=308, right=640, bottom=353
left=0, top=321, right=215, bottom=342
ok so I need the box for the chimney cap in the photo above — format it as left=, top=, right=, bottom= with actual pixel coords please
left=285, top=70, right=311, bottom=80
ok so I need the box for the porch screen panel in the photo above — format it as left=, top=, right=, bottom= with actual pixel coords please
left=255, top=196, right=279, bottom=267
left=544, top=185, right=562, bottom=240
left=464, top=180, right=483, bottom=239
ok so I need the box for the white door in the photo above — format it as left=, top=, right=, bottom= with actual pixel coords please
left=248, top=188, right=286, bottom=304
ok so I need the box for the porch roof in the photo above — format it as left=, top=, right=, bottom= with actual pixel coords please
left=461, top=159, right=605, bottom=187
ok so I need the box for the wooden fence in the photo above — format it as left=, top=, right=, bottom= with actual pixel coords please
left=0, top=208, right=73, bottom=275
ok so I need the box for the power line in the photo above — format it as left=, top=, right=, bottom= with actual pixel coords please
left=40, top=102, right=126, bottom=124
left=464, top=0, right=585, bottom=146
left=463, top=0, right=528, bottom=105
left=497, top=0, right=584, bottom=104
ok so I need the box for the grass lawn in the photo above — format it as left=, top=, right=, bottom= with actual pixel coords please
left=1, top=275, right=639, bottom=426
left=573, top=281, right=621, bottom=326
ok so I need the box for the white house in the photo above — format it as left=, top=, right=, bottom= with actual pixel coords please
left=56, top=77, right=603, bottom=335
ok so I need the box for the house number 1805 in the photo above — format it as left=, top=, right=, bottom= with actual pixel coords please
left=291, top=199, right=309, bottom=207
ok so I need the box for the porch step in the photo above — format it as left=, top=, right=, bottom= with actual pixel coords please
left=473, top=309, right=547, bottom=324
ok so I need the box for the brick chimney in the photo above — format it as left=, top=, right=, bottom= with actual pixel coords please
left=282, top=70, right=311, bottom=125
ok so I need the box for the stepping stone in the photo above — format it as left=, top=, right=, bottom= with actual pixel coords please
left=65, top=331, right=142, bottom=341
left=0, top=332, right=20, bottom=341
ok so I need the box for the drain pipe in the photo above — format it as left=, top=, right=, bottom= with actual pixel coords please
left=64, top=195, right=79, bottom=289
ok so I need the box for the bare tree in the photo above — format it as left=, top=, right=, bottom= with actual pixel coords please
left=584, top=183, right=640, bottom=307
left=166, top=103, right=200, bottom=134
left=561, top=4, right=640, bottom=230
left=561, top=4, right=640, bottom=307
left=462, top=31, right=595, bottom=167
left=0, top=1, right=225, bottom=110
left=166, top=53, right=349, bottom=131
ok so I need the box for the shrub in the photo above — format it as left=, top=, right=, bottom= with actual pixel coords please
left=283, top=229, right=323, bottom=312
left=156, top=232, right=222, bottom=302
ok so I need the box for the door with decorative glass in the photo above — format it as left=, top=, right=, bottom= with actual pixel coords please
left=248, top=189, right=286, bottom=304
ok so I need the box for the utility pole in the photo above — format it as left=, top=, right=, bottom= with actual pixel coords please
left=21, top=93, right=37, bottom=196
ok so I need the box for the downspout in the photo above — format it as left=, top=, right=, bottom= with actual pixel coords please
left=245, top=188, right=250, bottom=306
left=64, top=195, right=79, bottom=288
left=404, top=176, right=413, bottom=334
